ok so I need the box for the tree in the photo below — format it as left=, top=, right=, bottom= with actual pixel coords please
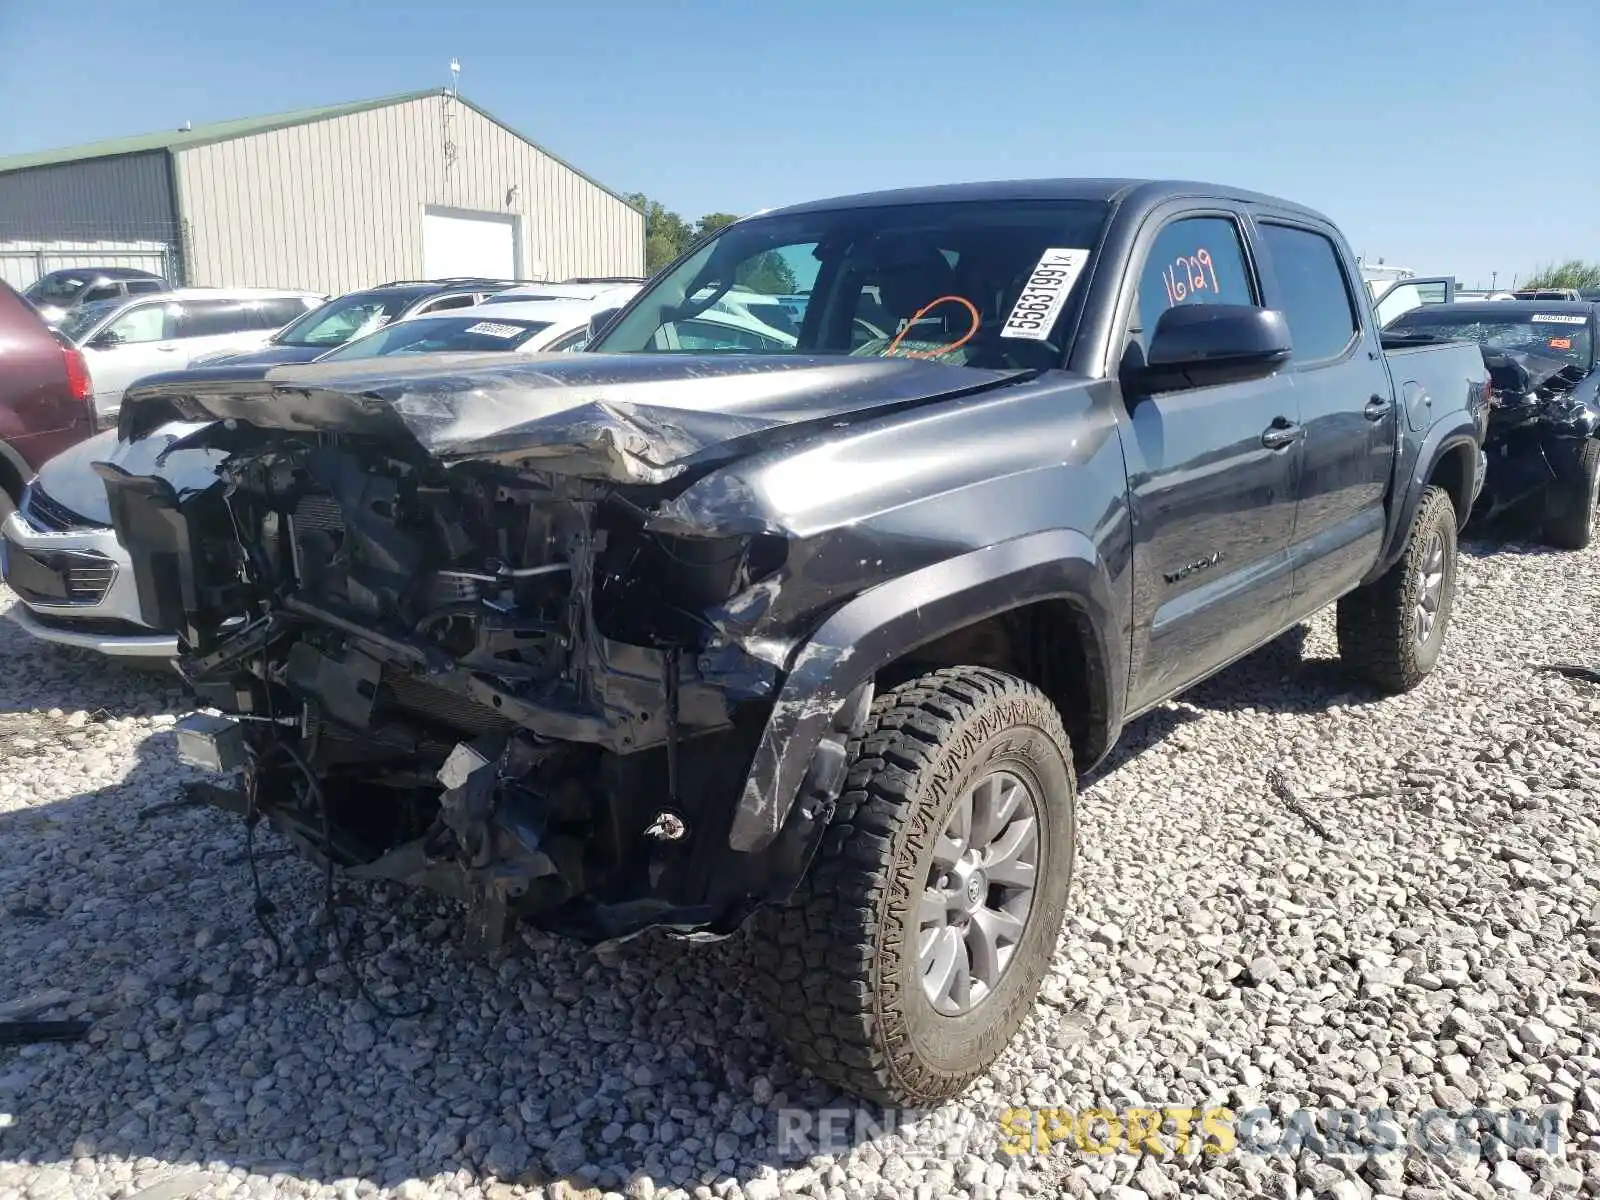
left=626, top=192, right=696, bottom=273
left=1521, top=260, right=1600, bottom=290
left=736, top=253, right=798, bottom=295
left=626, top=198, right=797, bottom=293
left=695, top=213, right=739, bottom=239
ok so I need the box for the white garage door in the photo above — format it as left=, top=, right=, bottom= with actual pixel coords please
left=422, top=210, right=518, bottom=280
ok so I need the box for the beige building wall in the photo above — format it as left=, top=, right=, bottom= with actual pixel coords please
left=174, top=93, right=643, bottom=293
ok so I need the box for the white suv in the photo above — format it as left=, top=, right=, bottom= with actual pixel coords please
left=54, top=287, right=323, bottom=425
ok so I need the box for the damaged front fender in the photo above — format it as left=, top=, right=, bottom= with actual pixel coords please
left=728, top=528, right=1124, bottom=853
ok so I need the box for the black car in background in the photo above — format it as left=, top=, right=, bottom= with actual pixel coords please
left=23, top=267, right=171, bottom=325
left=1385, top=300, right=1600, bottom=547
left=190, top=277, right=527, bottom=368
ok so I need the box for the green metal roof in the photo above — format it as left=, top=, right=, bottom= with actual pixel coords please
left=0, top=89, right=637, bottom=206
left=0, top=90, right=440, bottom=173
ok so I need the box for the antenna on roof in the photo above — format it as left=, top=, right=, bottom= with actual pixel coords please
left=181, top=120, right=192, bottom=132
left=448, top=57, right=461, bottom=96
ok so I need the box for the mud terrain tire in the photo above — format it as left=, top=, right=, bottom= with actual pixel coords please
left=756, top=666, right=1076, bottom=1105
left=1542, top=437, right=1600, bottom=551
left=1337, top=484, right=1458, bottom=694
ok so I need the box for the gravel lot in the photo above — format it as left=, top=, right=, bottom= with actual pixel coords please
left=1, top=530, right=1598, bottom=1200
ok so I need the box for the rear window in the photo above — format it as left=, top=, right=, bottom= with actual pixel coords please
left=1387, top=308, right=1594, bottom=366
left=25, top=274, right=89, bottom=304
left=319, top=316, right=553, bottom=360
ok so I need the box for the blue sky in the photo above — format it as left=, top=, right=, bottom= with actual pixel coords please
left=2, top=0, right=1594, bottom=288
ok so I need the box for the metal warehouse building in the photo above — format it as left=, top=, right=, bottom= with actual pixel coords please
left=0, top=89, right=644, bottom=293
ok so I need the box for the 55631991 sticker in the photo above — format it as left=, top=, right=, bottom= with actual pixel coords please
left=464, top=321, right=526, bottom=338
left=1001, top=248, right=1091, bottom=341
left=1532, top=313, right=1588, bottom=325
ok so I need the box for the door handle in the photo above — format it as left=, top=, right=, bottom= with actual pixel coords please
left=1261, top=419, right=1303, bottom=450
left=155, top=343, right=179, bottom=352
left=1364, top=395, right=1393, bottom=420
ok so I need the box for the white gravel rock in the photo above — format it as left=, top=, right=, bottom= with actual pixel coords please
left=2, top=531, right=1600, bottom=1200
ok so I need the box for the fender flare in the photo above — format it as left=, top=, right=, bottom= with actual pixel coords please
left=1366, top=418, right=1481, bottom=585
left=727, top=528, right=1123, bottom=853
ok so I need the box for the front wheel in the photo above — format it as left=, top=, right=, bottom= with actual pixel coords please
left=1542, top=438, right=1600, bottom=551
left=1337, top=484, right=1459, bottom=694
left=756, top=666, right=1076, bottom=1105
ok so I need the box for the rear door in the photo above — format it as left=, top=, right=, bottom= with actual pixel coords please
left=1117, top=207, right=1302, bottom=712
left=1255, top=217, right=1397, bottom=615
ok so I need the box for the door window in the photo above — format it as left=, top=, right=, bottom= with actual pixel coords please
left=416, top=294, right=477, bottom=314
left=545, top=328, right=590, bottom=353
left=125, top=279, right=165, bottom=295
left=103, top=304, right=174, bottom=344
left=177, top=300, right=254, bottom=338
left=1131, top=216, right=1257, bottom=354
left=252, top=298, right=313, bottom=329
left=1259, top=224, right=1359, bottom=362
left=1375, top=280, right=1451, bottom=327
left=80, top=283, right=120, bottom=304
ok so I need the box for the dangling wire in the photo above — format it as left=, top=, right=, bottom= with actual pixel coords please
left=277, top=739, right=434, bottom=1020
left=883, top=295, right=981, bottom=360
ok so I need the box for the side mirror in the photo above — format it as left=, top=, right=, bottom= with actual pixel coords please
left=1131, top=304, right=1292, bottom=393
left=587, top=307, right=621, bottom=344
left=88, top=330, right=123, bottom=350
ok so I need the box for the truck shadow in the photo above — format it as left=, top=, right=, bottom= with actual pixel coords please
left=0, top=730, right=977, bottom=1197
left=0, top=599, right=1470, bottom=1194
left=1141, top=623, right=1385, bottom=720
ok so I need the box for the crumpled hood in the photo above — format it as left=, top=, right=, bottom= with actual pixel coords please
left=34, top=420, right=227, bottom=526
left=117, top=353, right=1024, bottom=484
left=1484, top=348, right=1586, bottom=397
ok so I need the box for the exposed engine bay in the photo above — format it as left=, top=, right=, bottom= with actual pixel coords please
left=114, top=434, right=786, bottom=952
left=93, top=353, right=1027, bottom=953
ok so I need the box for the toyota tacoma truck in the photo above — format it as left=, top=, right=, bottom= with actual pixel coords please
left=99, top=179, right=1489, bottom=1106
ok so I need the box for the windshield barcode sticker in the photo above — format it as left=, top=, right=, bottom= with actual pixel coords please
left=1001, top=248, right=1091, bottom=341
left=464, top=321, right=524, bottom=338
left=1532, top=313, right=1587, bottom=324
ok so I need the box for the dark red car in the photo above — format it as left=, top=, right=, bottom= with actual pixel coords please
left=0, top=280, right=97, bottom=516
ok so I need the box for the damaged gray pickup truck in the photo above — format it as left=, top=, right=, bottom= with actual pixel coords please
left=101, top=179, right=1489, bottom=1104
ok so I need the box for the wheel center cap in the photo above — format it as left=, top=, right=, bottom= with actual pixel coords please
left=965, top=872, right=986, bottom=908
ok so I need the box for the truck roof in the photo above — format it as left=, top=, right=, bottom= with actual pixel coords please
left=765, top=178, right=1332, bottom=224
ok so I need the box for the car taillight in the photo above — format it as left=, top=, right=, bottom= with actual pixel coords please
left=60, top=343, right=92, bottom=404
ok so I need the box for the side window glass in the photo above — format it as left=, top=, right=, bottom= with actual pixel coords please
left=547, top=329, right=589, bottom=353
left=125, top=280, right=164, bottom=295
left=81, top=284, right=120, bottom=304
left=1259, top=224, right=1359, bottom=361
left=420, top=294, right=476, bottom=313
left=1132, top=216, right=1256, bottom=353
left=105, top=304, right=173, bottom=344
left=178, top=301, right=251, bottom=338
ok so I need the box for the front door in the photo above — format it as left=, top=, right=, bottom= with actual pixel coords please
left=1119, top=211, right=1302, bottom=712
left=1256, top=219, right=1398, bottom=613
left=81, top=301, right=182, bottom=422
